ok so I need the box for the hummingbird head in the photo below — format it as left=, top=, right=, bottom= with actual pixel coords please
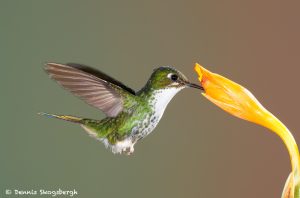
left=147, top=66, right=203, bottom=91
left=139, top=66, right=203, bottom=117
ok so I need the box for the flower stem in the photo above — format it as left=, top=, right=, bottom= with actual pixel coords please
left=262, top=110, right=300, bottom=184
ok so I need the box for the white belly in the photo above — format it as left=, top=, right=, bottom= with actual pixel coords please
left=132, top=87, right=184, bottom=140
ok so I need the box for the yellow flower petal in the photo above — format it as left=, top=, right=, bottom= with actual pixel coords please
left=194, top=63, right=269, bottom=126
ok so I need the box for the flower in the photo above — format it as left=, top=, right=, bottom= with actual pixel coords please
left=194, top=63, right=269, bottom=126
left=194, top=63, right=300, bottom=198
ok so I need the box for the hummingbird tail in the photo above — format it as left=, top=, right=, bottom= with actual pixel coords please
left=38, top=112, right=83, bottom=124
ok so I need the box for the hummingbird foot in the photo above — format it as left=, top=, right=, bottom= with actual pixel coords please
left=110, top=138, right=135, bottom=155
left=122, top=145, right=134, bottom=155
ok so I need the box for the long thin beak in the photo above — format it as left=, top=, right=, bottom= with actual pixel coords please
left=186, top=82, right=204, bottom=90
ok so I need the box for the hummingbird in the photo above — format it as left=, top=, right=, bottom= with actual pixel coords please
left=40, top=63, right=203, bottom=155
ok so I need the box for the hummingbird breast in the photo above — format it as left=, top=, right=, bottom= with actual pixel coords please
left=131, top=87, right=184, bottom=141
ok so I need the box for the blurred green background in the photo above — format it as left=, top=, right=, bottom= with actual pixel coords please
left=1, top=1, right=300, bottom=197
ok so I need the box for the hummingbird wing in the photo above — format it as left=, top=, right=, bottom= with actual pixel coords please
left=45, top=63, right=136, bottom=117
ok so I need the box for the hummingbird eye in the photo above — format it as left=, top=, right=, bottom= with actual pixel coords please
left=170, top=74, right=178, bottom=81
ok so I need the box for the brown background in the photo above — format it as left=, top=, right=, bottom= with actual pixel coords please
left=1, top=1, right=300, bottom=197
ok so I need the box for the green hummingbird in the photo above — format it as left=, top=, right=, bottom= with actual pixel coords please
left=40, top=63, right=203, bottom=155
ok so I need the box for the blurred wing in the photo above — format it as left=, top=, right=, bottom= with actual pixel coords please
left=45, top=63, right=136, bottom=117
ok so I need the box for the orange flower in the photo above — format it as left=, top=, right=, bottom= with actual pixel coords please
left=194, top=63, right=300, bottom=198
left=194, top=63, right=269, bottom=126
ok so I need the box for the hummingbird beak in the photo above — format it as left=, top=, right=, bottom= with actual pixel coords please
left=185, top=81, right=204, bottom=90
